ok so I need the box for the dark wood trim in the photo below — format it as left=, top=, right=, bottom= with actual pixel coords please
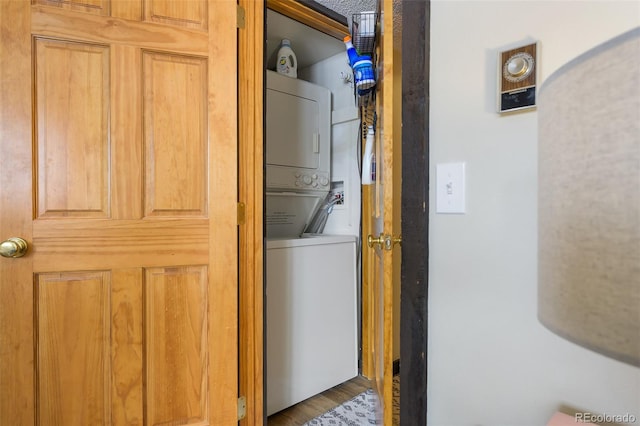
left=400, top=1, right=430, bottom=425
left=393, top=359, right=400, bottom=376
left=297, top=0, right=349, bottom=27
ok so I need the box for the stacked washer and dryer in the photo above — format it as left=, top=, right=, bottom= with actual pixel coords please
left=265, top=70, right=358, bottom=416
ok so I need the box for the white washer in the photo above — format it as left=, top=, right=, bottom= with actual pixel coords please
left=266, top=235, right=358, bottom=416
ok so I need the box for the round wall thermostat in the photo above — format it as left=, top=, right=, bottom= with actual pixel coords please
left=504, top=52, right=534, bottom=82
left=497, top=41, right=538, bottom=113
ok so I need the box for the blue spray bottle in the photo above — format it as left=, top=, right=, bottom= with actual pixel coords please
left=343, top=36, right=376, bottom=91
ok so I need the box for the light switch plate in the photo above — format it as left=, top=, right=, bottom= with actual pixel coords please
left=436, top=162, right=466, bottom=214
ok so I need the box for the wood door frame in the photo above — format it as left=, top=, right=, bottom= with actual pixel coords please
left=238, top=1, right=265, bottom=425
left=238, top=1, right=430, bottom=424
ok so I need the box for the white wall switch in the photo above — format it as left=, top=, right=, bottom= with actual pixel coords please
left=436, top=162, right=466, bottom=214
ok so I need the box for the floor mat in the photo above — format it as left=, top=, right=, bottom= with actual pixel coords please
left=302, top=388, right=380, bottom=425
left=392, top=375, right=399, bottom=425
left=302, top=375, right=400, bottom=425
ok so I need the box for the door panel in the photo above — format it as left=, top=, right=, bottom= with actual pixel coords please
left=36, top=271, right=112, bottom=425
left=145, top=266, right=208, bottom=425
left=146, top=0, right=207, bottom=30
left=35, top=0, right=109, bottom=16
left=364, top=0, right=401, bottom=424
left=30, top=7, right=209, bottom=53
left=31, top=219, right=209, bottom=271
left=34, top=38, right=110, bottom=219
left=265, top=90, right=319, bottom=169
left=111, top=268, right=144, bottom=426
left=142, top=52, right=208, bottom=217
left=0, top=1, right=237, bottom=425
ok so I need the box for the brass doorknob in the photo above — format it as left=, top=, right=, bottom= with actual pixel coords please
left=367, top=234, right=384, bottom=248
left=0, top=237, right=28, bottom=258
left=367, top=234, right=402, bottom=250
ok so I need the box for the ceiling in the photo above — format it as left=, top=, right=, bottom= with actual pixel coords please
left=314, top=0, right=377, bottom=23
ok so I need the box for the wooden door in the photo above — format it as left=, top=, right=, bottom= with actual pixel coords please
left=0, top=1, right=238, bottom=425
left=363, top=0, right=401, bottom=424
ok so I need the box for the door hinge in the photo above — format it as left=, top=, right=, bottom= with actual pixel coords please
left=238, top=396, right=247, bottom=420
left=237, top=4, right=246, bottom=29
left=237, top=202, right=246, bottom=225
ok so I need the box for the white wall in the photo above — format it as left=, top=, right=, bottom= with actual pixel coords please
left=301, top=53, right=362, bottom=237
left=428, top=2, right=640, bottom=425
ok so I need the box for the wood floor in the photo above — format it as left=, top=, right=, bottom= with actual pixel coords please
left=267, top=375, right=373, bottom=426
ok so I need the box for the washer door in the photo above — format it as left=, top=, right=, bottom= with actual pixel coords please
left=265, top=191, right=326, bottom=238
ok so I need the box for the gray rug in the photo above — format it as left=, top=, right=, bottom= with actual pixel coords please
left=302, top=388, right=380, bottom=425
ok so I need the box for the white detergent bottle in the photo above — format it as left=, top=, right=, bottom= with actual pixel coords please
left=362, top=125, right=375, bottom=185
left=276, top=39, right=297, bottom=78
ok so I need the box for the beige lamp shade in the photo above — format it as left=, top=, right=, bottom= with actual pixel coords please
left=538, top=27, right=640, bottom=367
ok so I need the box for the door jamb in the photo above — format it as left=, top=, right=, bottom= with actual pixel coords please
left=238, top=1, right=265, bottom=425
left=237, top=1, right=349, bottom=424
left=239, top=2, right=432, bottom=425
